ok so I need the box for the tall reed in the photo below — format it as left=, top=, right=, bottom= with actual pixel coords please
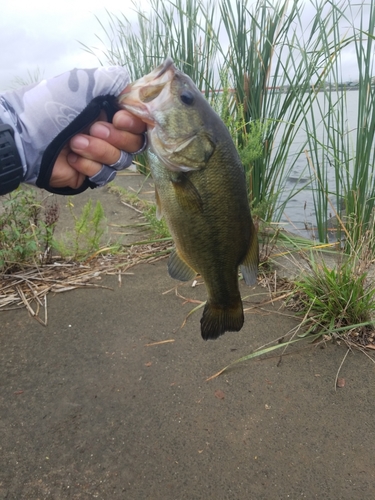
left=84, top=0, right=218, bottom=96
left=219, top=1, right=363, bottom=224
left=301, top=1, right=375, bottom=248
left=88, top=0, right=374, bottom=249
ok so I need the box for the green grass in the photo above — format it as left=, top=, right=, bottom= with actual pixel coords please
left=0, top=189, right=112, bottom=266
left=290, top=212, right=375, bottom=340
left=83, top=0, right=218, bottom=98
left=0, top=185, right=172, bottom=272
left=53, top=198, right=107, bottom=260
left=0, top=189, right=58, bottom=272
left=292, top=255, right=375, bottom=337
left=205, top=244, right=375, bottom=380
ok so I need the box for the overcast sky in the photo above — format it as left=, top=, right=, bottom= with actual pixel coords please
left=0, top=0, right=369, bottom=91
left=0, top=0, right=150, bottom=90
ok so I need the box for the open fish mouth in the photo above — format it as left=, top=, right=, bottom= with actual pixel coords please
left=138, top=83, right=167, bottom=103
left=138, top=59, right=176, bottom=103
left=121, top=58, right=175, bottom=101
left=119, top=58, right=176, bottom=122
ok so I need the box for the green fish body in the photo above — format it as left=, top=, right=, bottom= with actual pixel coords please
left=120, top=59, right=258, bottom=340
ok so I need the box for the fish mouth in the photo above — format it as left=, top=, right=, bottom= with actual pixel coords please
left=119, top=58, right=176, bottom=122
left=138, top=58, right=175, bottom=103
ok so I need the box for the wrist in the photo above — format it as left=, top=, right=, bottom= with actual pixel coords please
left=0, top=124, right=23, bottom=195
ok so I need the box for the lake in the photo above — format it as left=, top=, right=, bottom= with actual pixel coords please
left=275, top=90, right=360, bottom=236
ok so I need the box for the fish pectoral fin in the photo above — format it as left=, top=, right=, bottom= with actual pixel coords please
left=171, top=173, right=204, bottom=213
left=168, top=249, right=197, bottom=282
left=155, top=186, right=163, bottom=220
left=240, top=226, right=259, bottom=286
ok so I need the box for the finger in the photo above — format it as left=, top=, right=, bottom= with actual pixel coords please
left=69, top=134, right=122, bottom=165
left=49, top=169, right=86, bottom=189
left=67, top=153, right=103, bottom=178
left=49, top=156, right=87, bottom=189
left=112, top=109, right=147, bottom=134
left=89, top=121, right=145, bottom=153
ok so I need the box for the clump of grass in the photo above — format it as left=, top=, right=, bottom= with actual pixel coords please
left=143, top=204, right=170, bottom=239
left=0, top=189, right=59, bottom=272
left=290, top=211, right=375, bottom=344
left=206, top=245, right=375, bottom=381
left=291, top=255, right=375, bottom=341
left=53, top=199, right=107, bottom=260
left=206, top=215, right=375, bottom=381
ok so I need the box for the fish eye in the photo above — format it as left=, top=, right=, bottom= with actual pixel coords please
left=180, top=90, right=194, bottom=106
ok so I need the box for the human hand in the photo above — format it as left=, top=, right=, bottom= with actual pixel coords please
left=0, top=67, right=146, bottom=195
left=49, top=109, right=146, bottom=189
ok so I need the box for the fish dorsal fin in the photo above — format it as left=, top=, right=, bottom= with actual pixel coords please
left=240, top=224, right=259, bottom=286
left=154, top=186, right=163, bottom=220
left=168, top=249, right=197, bottom=282
left=171, top=173, right=204, bottom=213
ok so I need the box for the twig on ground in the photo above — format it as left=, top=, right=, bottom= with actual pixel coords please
left=0, top=241, right=172, bottom=324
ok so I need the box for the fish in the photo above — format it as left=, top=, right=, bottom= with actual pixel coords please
left=119, top=58, right=258, bottom=340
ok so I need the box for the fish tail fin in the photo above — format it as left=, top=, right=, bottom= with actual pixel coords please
left=200, top=299, right=244, bottom=340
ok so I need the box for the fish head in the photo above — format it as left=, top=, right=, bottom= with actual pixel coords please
left=119, top=58, right=217, bottom=172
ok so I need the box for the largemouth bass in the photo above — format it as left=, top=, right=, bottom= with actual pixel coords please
left=119, top=59, right=258, bottom=340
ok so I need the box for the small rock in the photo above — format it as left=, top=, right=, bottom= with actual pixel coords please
left=336, top=378, right=345, bottom=388
left=214, top=389, right=225, bottom=400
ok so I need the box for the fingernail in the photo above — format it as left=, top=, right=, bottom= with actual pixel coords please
left=71, top=135, right=90, bottom=150
left=90, top=122, right=110, bottom=139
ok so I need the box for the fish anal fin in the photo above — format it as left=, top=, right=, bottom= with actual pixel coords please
left=240, top=225, right=259, bottom=286
left=171, top=173, right=204, bottom=213
left=168, top=249, right=197, bottom=282
left=200, top=299, right=244, bottom=340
